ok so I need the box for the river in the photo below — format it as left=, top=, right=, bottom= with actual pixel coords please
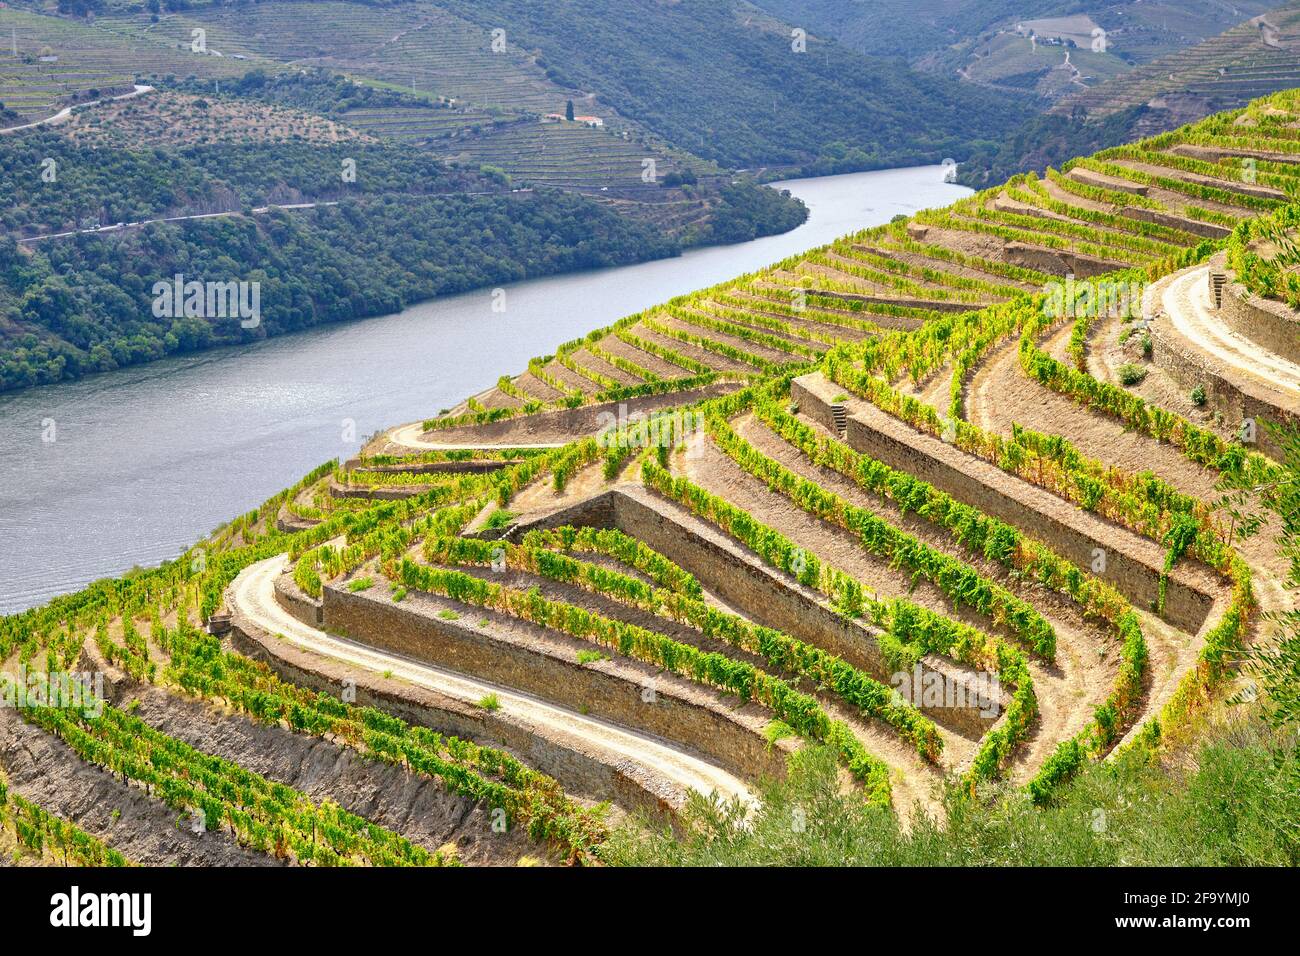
left=0, top=165, right=971, bottom=613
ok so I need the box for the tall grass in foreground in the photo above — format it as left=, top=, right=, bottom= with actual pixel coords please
left=604, top=717, right=1300, bottom=867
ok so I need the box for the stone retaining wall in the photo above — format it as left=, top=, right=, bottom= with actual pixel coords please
left=419, top=382, right=740, bottom=446
left=792, top=375, right=1217, bottom=633
left=343, top=459, right=515, bottom=474
left=274, top=571, right=323, bottom=627
left=514, top=488, right=1005, bottom=738
left=328, top=480, right=426, bottom=501
left=227, top=590, right=680, bottom=816
left=1122, top=207, right=1228, bottom=240
left=322, top=579, right=790, bottom=785
left=1219, top=279, right=1300, bottom=366
left=1149, top=304, right=1298, bottom=465
left=275, top=501, right=319, bottom=534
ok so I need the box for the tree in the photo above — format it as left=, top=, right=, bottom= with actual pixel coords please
left=1220, top=423, right=1300, bottom=726
left=565, top=99, right=575, bottom=122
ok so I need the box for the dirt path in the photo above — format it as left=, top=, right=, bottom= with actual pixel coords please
left=969, top=331, right=1224, bottom=502
left=0, top=84, right=154, bottom=137
left=229, top=556, right=751, bottom=806
left=386, top=422, right=566, bottom=451
left=681, top=421, right=1107, bottom=782
left=1161, top=266, right=1300, bottom=398
left=963, top=321, right=1293, bottom=729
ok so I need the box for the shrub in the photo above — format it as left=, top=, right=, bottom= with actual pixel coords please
left=1117, top=363, right=1148, bottom=386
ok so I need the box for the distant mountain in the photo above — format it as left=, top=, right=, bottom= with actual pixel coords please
left=960, top=3, right=1300, bottom=187
left=752, top=1, right=1286, bottom=97
left=427, top=0, right=1034, bottom=172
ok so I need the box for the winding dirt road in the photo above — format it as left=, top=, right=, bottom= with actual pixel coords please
left=384, top=422, right=567, bottom=452
left=1161, top=266, right=1300, bottom=398
left=0, top=83, right=154, bottom=137
left=230, top=555, right=752, bottom=806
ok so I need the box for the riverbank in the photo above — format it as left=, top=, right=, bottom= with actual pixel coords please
left=0, top=165, right=971, bottom=613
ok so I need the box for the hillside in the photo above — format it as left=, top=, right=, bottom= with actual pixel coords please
left=3, top=88, right=1296, bottom=873
left=753, top=0, right=1285, bottom=82
left=427, top=0, right=1032, bottom=171
left=961, top=3, right=1300, bottom=187
left=0, top=3, right=821, bottom=392
left=1052, top=3, right=1300, bottom=119
left=2, top=0, right=1034, bottom=174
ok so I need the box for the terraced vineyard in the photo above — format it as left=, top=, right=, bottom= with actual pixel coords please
left=84, top=3, right=715, bottom=187
left=4, top=88, right=1299, bottom=868
left=2, top=3, right=735, bottom=236
left=97, top=3, right=584, bottom=115
left=1054, top=4, right=1300, bottom=123
left=0, top=7, right=263, bottom=121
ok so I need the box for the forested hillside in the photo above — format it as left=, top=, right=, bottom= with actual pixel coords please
left=0, top=3, right=821, bottom=394
left=960, top=2, right=1300, bottom=186
left=0, top=192, right=681, bottom=390
left=2, top=0, right=1033, bottom=174
left=430, top=0, right=1032, bottom=171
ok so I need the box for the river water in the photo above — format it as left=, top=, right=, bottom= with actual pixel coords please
left=0, top=165, right=971, bottom=613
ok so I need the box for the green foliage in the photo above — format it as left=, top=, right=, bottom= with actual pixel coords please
left=396, top=556, right=894, bottom=804
left=1225, top=203, right=1300, bottom=307
left=606, top=722, right=1300, bottom=866
left=432, top=533, right=944, bottom=761
left=708, top=406, right=1059, bottom=660
left=1117, top=362, right=1148, bottom=386
left=434, top=0, right=1032, bottom=172
left=0, top=773, right=129, bottom=866
left=22, top=700, right=453, bottom=866
left=0, top=192, right=678, bottom=392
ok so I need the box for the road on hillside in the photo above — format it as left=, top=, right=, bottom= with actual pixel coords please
left=1160, top=265, right=1300, bottom=396
left=0, top=83, right=155, bottom=136
left=230, top=555, right=753, bottom=807
left=385, top=422, right=567, bottom=451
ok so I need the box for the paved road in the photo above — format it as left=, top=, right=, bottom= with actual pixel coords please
left=16, top=201, right=342, bottom=244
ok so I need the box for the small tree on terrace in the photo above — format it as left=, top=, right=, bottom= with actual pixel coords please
left=1219, top=423, right=1300, bottom=727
